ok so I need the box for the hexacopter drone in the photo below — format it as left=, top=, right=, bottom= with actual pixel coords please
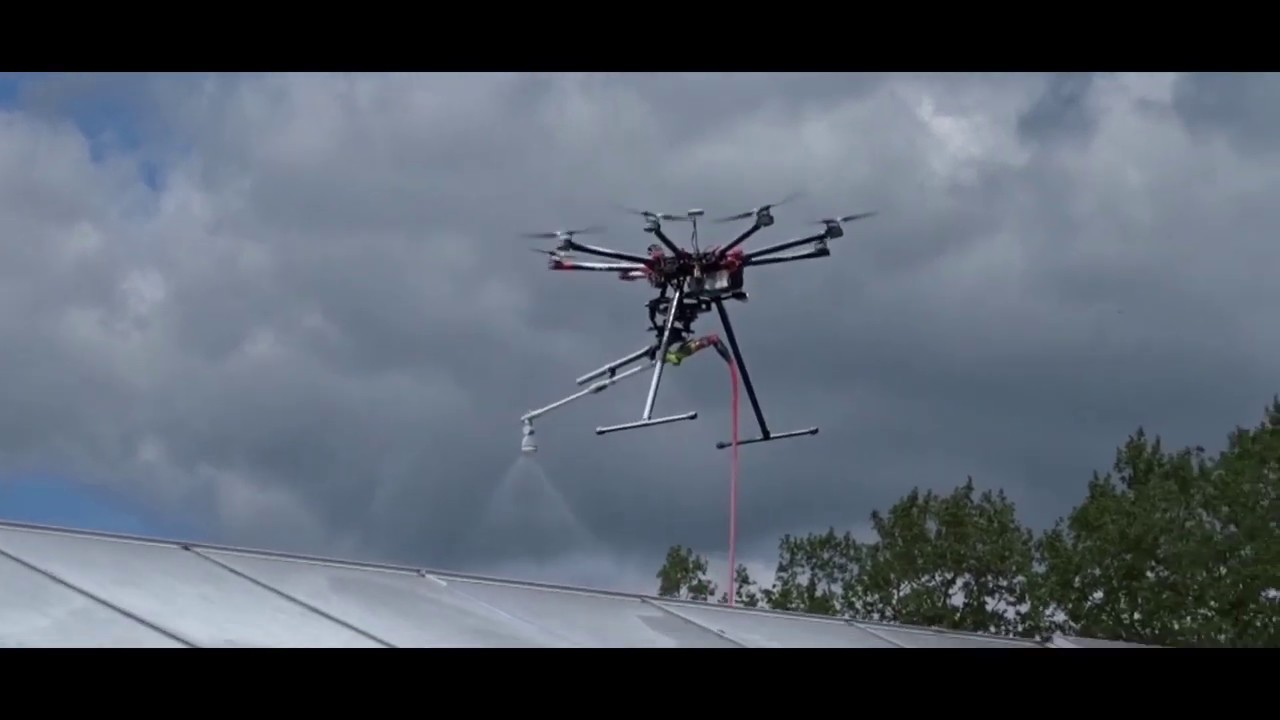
left=518, top=194, right=875, bottom=454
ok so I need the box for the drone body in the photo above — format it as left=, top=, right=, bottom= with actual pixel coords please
left=519, top=196, right=875, bottom=452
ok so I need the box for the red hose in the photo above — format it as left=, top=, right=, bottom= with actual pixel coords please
left=727, top=358, right=740, bottom=606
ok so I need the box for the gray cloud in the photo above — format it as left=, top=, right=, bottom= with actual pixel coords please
left=1, top=72, right=1278, bottom=593
left=1016, top=72, right=1101, bottom=147
left=1171, top=71, right=1280, bottom=155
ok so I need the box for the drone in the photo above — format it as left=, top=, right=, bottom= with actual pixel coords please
left=518, top=194, right=875, bottom=453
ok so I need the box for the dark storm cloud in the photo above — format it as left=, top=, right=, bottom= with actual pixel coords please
left=2, top=73, right=1279, bottom=592
left=1171, top=72, right=1280, bottom=155
left=1016, top=72, right=1100, bottom=147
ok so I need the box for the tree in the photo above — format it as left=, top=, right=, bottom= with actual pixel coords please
left=656, top=479, right=1044, bottom=637
left=848, top=478, right=1047, bottom=637
left=654, top=394, right=1280, bottom=646
left=656, top=479, right=1045, bottom=636
left=717, top=563, right=764, bottom=608
left=1038, top=399, right=1280, bottom=647
left=762, top=528, right=859, bottom=615
left=655, top=544, right=765, bottom=607
left=655, top=544, right=718, bottom=601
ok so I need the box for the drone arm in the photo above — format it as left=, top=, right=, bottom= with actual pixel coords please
left=742, top=248, right=830, bottom=267
left=650, top=227, right=683, bottom=255
left=552, top=260, right=649, bottom=272
left=714, top=223, right=763, bottom=258
left=594, top=287, right=702, bottom=436
left=563, top=241, right=651, bottom=264
left=742, top=232, right=830, bottom=261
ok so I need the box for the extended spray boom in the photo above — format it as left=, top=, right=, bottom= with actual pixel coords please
left=516, top=329, right=742, bottom=453
left=518, top=355, right=660, bottom=454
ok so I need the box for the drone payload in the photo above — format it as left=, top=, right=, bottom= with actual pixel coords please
left=518, top=195, right=875, bottom=453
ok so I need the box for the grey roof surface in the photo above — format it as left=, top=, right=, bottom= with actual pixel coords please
left=0, top=519, right=1159, bottom=648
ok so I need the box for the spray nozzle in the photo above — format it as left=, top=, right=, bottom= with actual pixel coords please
left=520, top=420, right=537, bottom=454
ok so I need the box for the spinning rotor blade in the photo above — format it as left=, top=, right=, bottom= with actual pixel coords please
left=520, top=225, right=607, bottom=239
left=713, top=192, right=802, bottom=223
left=530, top=248, right=572, bottom=259
left=622, top=207, right=692, bottom=222
left=812, top=211, right=876, bottom=225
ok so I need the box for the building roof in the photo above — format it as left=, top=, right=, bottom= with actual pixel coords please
left=0, top=519, right=1158, bottom=648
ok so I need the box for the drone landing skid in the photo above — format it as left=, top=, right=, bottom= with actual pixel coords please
left=595, top=292, right=699, bottom=436
left=716, top=427, right=819, bottom=450
left=706, top=298, right=820, bottom=451
left=596, top=412, right=698, bottom=436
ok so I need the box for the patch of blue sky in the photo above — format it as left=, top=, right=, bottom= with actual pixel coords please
left=0, top=475, right=215, bottom=544
left=0, top=73, right=21, bottom=107
left=0, top=72, right=169, bottom=192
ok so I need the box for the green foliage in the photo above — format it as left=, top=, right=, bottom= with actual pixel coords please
left=654, top=545, right=763, bottom=607
left=762, top=529, right=858, bottom=616
left=851, top=478, right=1045, bottom=636
left=655, top=544, right=717, bottom=601
left=654, top=482, right=1043, bottom=636
left=654, top=394, right=1280, bottom=647
left=717, top=563, right=763, bottom=608
left=1038, top=399, right=1280, bottom=647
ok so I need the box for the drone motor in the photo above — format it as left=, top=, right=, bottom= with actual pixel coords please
left=814, top=212, right=877, bottom=241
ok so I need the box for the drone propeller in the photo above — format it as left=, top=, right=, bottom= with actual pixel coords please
left=530, top=248, right=572, bottom=259
left=622, top=207, right=692, bottom=222
left=713, top=192, right=802, bottom=223
left=520, top=225, right=607, bottom=240
left=812, top=211, right=876, bottom=226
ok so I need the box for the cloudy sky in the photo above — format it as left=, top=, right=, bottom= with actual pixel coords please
left=0, top=72, right=1277, bottom=594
